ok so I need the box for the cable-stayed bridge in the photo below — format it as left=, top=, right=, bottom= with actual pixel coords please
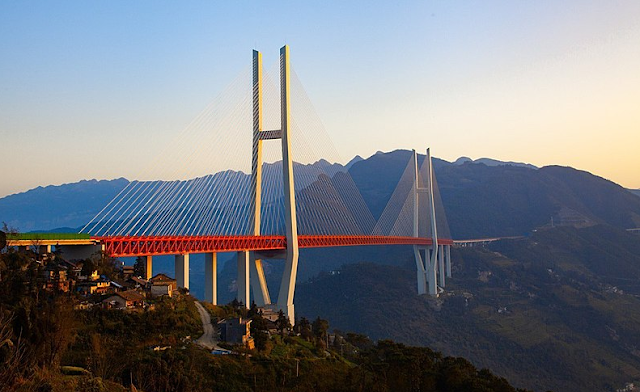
left=17, top=46, right=454, bottom=322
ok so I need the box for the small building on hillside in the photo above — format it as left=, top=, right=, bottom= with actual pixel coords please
left=77, top=277, right=111, bottom=295
left=259, top=307, right=280, bottom=322
left=121, top=265, right=135, bottom=279
left=77, top=269, right=99, bottom=282
left=41, top=263, right=70, bottom=292
left=218, top=317, right=254, bottom=349
left=151, top=283, right=173, bottom=297
left=149, top=273, right=177, bottom=297
left=59, top=259, right=82, bottom=277
left=102, top=290, right=146, bottom=309
left=127, top=276, right=148, bottom=289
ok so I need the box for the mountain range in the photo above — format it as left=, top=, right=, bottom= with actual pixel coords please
left=452, top=156, right=538, bottom=170
left=4, top=149, right=638, bottom=239
left=3, top=150, right=640, bottom=391
left=0, top=178, right=128, bottom=232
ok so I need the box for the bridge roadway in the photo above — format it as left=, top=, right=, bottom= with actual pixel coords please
left=95, top=235, right=455, bottom=258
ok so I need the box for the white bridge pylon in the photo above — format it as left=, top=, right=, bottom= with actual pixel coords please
left=79, top=45, right=454, bottom=320
left=412, top=149, right=452, bottom=296
left=233, top=45, right=299, bottom=322
left=200, top=47, right=452, bottom=322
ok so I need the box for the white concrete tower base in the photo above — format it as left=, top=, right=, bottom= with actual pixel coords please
left=438, top=244, right=445, bottom=288
left=427, top=247, right=438, bottom=296
left=250, top=254, right=271, bottom=306
left=146, top=255, right=153, bottom=280
left=237, top=251, right=250, bottom=308
left=414, top=246, right=427, bottom=295
left=204, top=253, right=217, bottom=305
left=175, top=254, right=190, bottom=289
left=445, top=245, right=452, bottom=278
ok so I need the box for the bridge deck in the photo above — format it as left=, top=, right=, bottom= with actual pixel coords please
left=94, top=235, right=454, bottom=257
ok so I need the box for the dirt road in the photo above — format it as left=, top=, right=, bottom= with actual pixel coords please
left=194, top=301, right=218, bottom=350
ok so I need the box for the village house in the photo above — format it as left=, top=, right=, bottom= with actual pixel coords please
left=259, top=307, right=280, bottom=322
left=77, top=269, right=99, bottom=282
left=102, top=290, right=146, bottom=310
left=76, top=277, right=111, bottom=295
left=218, top=317, right=255, bottom=349
left=121, top=265, right=135, bottom=279
left=127, top=276, right=148, bottom=289
left=59, top=259, right=82, bottom=277
left=41, top=263, right=70, bottom=292
left=149, top=273, right=177, bottom=297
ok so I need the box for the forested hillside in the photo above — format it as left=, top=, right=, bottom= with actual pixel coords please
left=0, top=248, right=528, bottom=392
left=295, top=225, right=640, bottom=392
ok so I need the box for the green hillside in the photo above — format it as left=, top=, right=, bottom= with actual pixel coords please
left=296, top=225, right=640, bottom=391
left=0, top=247, right=528, bottom=392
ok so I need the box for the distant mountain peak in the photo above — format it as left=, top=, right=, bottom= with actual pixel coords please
left=453, top=156, right=537, bottom=170
left=453, top=157, right=473, bottom=165
left=345, top=155, right=364, bottom=170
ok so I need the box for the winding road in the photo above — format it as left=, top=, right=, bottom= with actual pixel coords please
left=194, top=301, right=219, bottom=350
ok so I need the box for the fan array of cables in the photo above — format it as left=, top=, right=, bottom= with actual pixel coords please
left=82, top=59, right=449, bottom=240
left=373, top=155, right=451, bottom=239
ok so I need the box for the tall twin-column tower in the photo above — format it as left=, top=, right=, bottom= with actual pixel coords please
left=240, top=46, right=299, bottom=323
left=412, top=149, right=452, bottom=297
left=236, top=46, right=451, bottom=323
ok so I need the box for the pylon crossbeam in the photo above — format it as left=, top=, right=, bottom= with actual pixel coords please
left=258, top=129, right=283, bottom=140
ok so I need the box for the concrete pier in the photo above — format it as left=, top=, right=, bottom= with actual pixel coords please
left=204, top=253, right=217, bottom=305
left=175, top=254, right=190, bottom=289
left=237, top=251, right=250, bottom=308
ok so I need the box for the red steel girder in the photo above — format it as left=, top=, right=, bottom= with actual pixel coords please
left=93, top=235, right=454, bottom=258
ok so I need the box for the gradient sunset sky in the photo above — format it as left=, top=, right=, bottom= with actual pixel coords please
left=1, top=1, right=639, bottom=197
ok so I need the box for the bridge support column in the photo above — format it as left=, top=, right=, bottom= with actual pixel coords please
left=412, top=150, right=427, bottom=295
left=204, top=253, right=217, bottom=305
left=438, top=244, right=445, bottom=288
left=175, top=254, right=189, bottom=290
left=275, top=45, right=299, bottom=324
left=249, top=49, right=270, bottom=308
left=426, top=148, right=439, bottom=296
left=237, top=251, right=250, bottom=309
left=250, top=254, right=271, bottom=306
left=446, top=245, right=452, bottom=278
left=146, top=255, right=153, bottom=280
left=427, top=247, right=438, bottom=296
left=414, top=246, right=427, bottom=295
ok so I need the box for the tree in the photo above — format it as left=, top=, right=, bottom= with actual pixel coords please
left=295, top=317, right=313, bottom=341
left=345, top=332, right=373, bottom=350
left=81, top=258, right=96, bottom=277
left=0, top=313, right=26, bottom=390
left=248, top=302, right=260, bottom=318
left=312, top=317, right=329, bottom=340
left=250, top=313, right=270, bottom=352
left=133, top=256, right=146, bottom=278
left=85, top=252, right=118, bottom=280
left=275, top=310, right=291, bottom=336
left=312, top=317, right=330, bottom=349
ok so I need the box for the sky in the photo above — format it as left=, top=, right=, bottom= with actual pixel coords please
left=1, top=1, right=639, bottom=197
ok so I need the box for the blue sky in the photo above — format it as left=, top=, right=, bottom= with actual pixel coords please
left=1, top=1, right=639, bottom=197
